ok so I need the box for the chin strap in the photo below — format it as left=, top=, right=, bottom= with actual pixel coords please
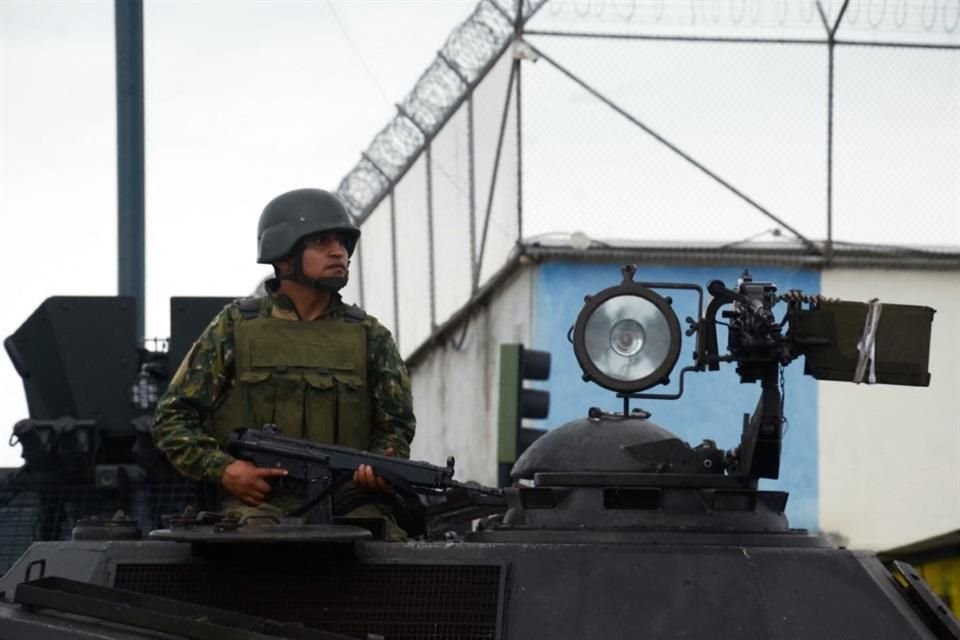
left=276, top=249, right=348, bottom=292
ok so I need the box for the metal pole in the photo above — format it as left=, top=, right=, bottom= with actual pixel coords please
left=817, top=0, right=852, bottom=266
left=115, top=0, right=145, bottom=339
left=513, top=0, right=524, bottom=246
left=816, top=2, right=835, bottom=265
left=515, top=56, right=524, bottom=246
left=390, top=193, right=400, bottom=347
left=468, top=96, right=479, bottom=293
left=395, top=106, right=438, bottom=330
left=353, top=32, right=518, bottom=225
left=476, top=63, right=518, bottom=290
left=425, top=145, right=438, bottom=330
left=359, top=153, right=398, bottom=337
left=437, top=50, right=479, bottom=294
left=354, top=242, right=365, bottom=309
left=514, top=1, right=524, bottom=247
left=826, top=38, right=835, bottom=265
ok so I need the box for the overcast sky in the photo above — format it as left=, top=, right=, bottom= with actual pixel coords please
left=0, top=0, right=479, bottom=467
left=1, top=0, right=957, bottom=468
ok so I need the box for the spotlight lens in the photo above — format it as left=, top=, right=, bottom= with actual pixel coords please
left=584, top=294, right=674, bottom=383
left=610, top=319, right=645, bottom=357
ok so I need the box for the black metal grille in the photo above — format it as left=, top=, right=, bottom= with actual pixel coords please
left=115, top=561, right=502, bottom=640
left=0, top=480, right=198, bottom=576
left=0, top=488, right=44, bottom=575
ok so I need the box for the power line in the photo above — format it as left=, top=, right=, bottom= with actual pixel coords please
left=325, top=1, right=392, bottom=108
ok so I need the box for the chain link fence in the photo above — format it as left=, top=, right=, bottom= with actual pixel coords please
left=0, top=474, right=199, bottom=576
left=337, top=0, right=960, bottom=357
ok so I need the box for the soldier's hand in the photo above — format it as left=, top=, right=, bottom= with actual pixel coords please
left=222, top=460, right=288, bottom=506
left=353, top=448, right=394, bottom=494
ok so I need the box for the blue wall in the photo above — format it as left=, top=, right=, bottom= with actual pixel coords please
left=532, top=262, right=821, bottom=531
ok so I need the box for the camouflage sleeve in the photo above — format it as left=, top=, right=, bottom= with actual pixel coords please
left=365, top=318, right=416, bottom=458
left=151, top=306, right=238, bottom=482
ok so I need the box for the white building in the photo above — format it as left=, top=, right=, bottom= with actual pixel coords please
left=336, top=1, right=960, bottom=550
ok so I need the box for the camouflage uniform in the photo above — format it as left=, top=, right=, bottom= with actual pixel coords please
left=152, top=286, right=415, bottom=535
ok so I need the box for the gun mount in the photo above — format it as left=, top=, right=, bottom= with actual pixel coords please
left=478, top=265, right=935, bottom=540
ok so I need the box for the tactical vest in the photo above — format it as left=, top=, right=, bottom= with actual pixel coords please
left=209, top=303, right=372, bottom=449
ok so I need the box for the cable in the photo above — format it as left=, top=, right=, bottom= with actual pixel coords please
left=325, top=1, right=392, bottom=108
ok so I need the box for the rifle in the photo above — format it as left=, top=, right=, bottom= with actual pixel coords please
left=226, top=425, right=503, bottom=530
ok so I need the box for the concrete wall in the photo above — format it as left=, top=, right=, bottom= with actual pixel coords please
left=818, top=269, right=960, bottom=550
left=407, top=265, right=535, bottom=485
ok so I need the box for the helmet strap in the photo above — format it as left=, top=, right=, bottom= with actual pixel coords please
left=276, top=247, right=347, bottom=292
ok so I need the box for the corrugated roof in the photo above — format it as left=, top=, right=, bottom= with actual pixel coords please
left=523, top=235, right=960, bottom=271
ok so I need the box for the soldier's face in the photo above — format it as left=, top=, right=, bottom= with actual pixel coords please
left=301, top=232, right=349, bottom=280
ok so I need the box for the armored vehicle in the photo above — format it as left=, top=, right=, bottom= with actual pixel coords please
left=0, top=267, right=957, bottom=639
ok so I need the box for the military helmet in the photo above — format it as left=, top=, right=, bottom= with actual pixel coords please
left=257, top=188, right=360, bottom=264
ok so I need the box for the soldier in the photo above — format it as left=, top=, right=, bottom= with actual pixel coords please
left=152, top=188, right=415, bottom=539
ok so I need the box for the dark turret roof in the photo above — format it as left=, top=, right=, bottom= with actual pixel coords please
left=511, top=415, right=677, bottom=479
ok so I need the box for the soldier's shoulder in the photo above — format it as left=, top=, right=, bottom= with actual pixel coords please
left=339, top=304, right=394, bottom=339
left=342, top=302, right=369, bottom=324
left=199, top=296, right=269, bottom=337
left=231, top=295, right=272, bottom=319
left=351, top=307, right=390, bottom=334
left=335, top=299, right=373, bottom=325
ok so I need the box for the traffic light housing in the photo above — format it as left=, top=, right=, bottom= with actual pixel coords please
left=497, top=344, right=551, bottom=486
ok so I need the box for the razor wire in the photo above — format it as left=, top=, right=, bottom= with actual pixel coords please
left=338, top=0, right=958, bottom=227
left=336, top=1, right=551, bottom=223
left=335, top=0, right=958, bottom=359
